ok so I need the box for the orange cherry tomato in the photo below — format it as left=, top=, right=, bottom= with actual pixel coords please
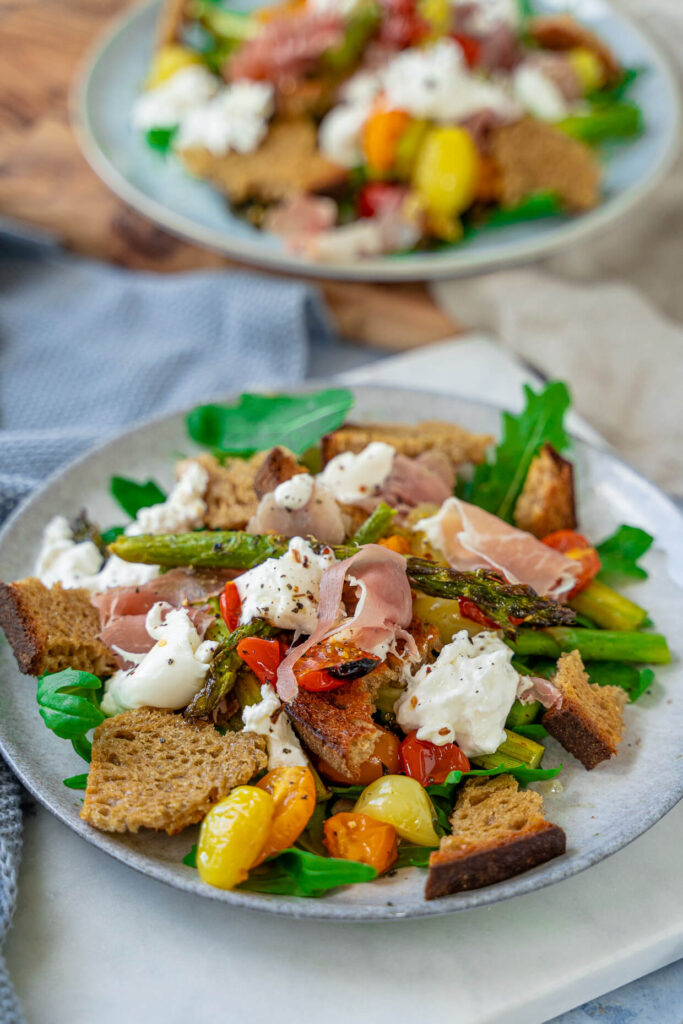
left=542, top=529, right=602, bottom=596
left=294, top=640, right=380, bottom=693
left=254, top=766, right=316, bottom=865
left=220, top=580, right=242, bottom=631
left=399, top=730, right=470, bottom=786
left=316, top=728, right=401, bottom=786
left=236, top=637, right=283, bottom=685
left=363, top=108, right=412, bottom=176
left=323, top=812, right=398, bottom=874
left=378, top=534, right=412, bottom=555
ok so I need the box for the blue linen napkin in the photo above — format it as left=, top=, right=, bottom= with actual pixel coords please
left=0, top=230, right=336, bottom=1021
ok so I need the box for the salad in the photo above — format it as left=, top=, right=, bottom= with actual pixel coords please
left=0, top=384, right=669, bottom=900
left=131, top=0, right=644, bottom=260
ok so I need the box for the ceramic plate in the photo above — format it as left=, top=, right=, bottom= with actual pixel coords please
left=0, top=386, right=682, bottom=920
left=72, top=0, right=681, bottom=282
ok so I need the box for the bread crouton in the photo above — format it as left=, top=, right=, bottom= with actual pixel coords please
left=178, top=119, right=347, bottom=204
left=321, top=421, right=493, bottom=469
left=177, top=452, right=269, bottom=530
left=492, top=117, right=601, bottom=212
left=156, top=0, right=188, bottom=46
left=253, top=446, right=306, bottom=500
left=285, top=680, right=381, bottom=777
left=362, top=618, right=442, bottom=700
left=529, top=14, right=621, bottom=83
left=542, top=650, right=627, bottom=769
left=513, top=443, right=577, bottom=538
left=0, top=578, right=117, bottom=678
left=425, top=775, right=566, bottom=899
left=81, top=708, right=267, bottom=834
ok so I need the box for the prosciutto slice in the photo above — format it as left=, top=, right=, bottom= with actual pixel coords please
left=276, top=544, right=414, bottom=701
left=419, top=497, right=581, bottom=599
left=517, top=674, right=563, bottom=710
left=93, top=568, right=238, bottom=626
left=376, top=452, right=454, bottom=511
left=247, top=479, right=347, bottom=545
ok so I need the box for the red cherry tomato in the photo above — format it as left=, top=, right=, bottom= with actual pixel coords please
left=542, top=529, right=602, bottom=596
left=294, top=640, right=380, bottom=693
left=316, top=729, right=401, bottom=785
left=399, top=731, right=470, bottom=786
left=452, top=32, right=482, bottom=68
left=357, top=182, right=405, bottom=219
left=219, top=581, right=242, bottom=631
left=236, top=637, right=283, bottom=685
left=458, top=597, right=499, bottom=630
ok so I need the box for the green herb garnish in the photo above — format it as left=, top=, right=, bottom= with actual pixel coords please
left=145, top=127, right=177, bottom=153
left=110, top=476, right=166, bottom=519
left=37, top=669, right=105, bottom=762
left=596, top=525, right=654, bottom=581
left=63, top=773, right=89, bottom=790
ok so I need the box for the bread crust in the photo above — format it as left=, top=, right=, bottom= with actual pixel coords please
left=321, top=421, right=492, bottom=469
left=514, top=443, right=577, bottom=538
left=425, top=823, right=566, bottom=899
left=286, top=681, right=381, bottom=776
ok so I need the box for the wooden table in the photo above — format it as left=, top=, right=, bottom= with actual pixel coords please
left=0, top=0, right=457, bottom=349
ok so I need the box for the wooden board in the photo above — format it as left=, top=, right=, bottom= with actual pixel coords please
left=0, top=0, right=457, bottom=349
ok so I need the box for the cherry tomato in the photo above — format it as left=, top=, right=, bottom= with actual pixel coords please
left=236, top=637, right=283, bottom=685
left=452, top=32, right=481, bottom=67
left=357, top=183, right=406, bottom=219
left=323, top=812, right=398, bottom=874
left=294, top=640, right=380, bottom=693
left=316, top=728, right=400, bottom=785
left=399, top=731, right=470, bottom=786
left=219, top=580, right=242, bottom=631
left=363, top=110, right=412, bottom=176
left=254, top=766, right=316, bottom=864
left=378, top=534, right=412, bottom=555
left=457, top=598, right=499, bottom=630
left=542, top=529, right=602, bottom=596
left=377, top=0, right=429, bottom=48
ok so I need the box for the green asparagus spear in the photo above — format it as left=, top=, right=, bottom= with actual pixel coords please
left=505, top=699, right=542, bottom=729
left=111, top=531, right=291, bottom=569
left=184, top=619, right=277, bottom=718
left=351, top=502, right=396, bottom=546
left=558, top=102, right=642, bottom=143
left=470, top=729, right=545, bottom=771
left=569, top=579, right=647, bottom=632
left=510, top=626, right=670, bottom=664
left=405, top=558, right=575, bottom=636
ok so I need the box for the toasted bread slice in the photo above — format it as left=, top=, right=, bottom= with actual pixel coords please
left=492, top=117, right=600, bottom=212
left=253, top=446, right=306, bottom=500
left=529, top=14, right=620, bottom=83
left=81, top=708, right=267, bottom=834
left=0, top=578, right=117, bottom=678
left=285, top=680, right=381, bottom=777
left=543, top=650, right=627, bottom=769
left=425, top=775, right=566, bottom=899
left=514, top=443, right=577, bottom=538
left=156, top=0, right=189, bottom=46
left=177, top=452, right=270, bottom=530
left=179, top=119, right=347, bottom=204
left=321, top=421, right=492, bottom=469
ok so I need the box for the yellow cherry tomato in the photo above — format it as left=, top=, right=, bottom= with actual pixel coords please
left=363, top=108, right=413, bottom=176
left=412, top=593, right=483, bottom=643
left=567, top=46, right=606, bottom=95
left=197, top=786, right=274, bottom=890
left=255, top=766, right=316, bottom=864
left=146, top=45, right=203, bottom=89
left=412, top=127, right=479, bottom=220
left=354, top=775, right=440, bottom=846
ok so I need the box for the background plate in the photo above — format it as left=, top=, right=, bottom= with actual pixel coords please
left=0, top=386, right=682, bottom=920
left=72, top=0, right=681, bottom=282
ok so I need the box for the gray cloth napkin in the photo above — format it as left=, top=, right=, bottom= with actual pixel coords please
left=0, top=232, right=335, bottom=1021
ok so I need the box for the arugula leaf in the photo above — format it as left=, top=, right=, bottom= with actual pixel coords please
left=463, top=381, right=571, bottom=521
left=186, top=389, right=354, bottom=457
left=110, top=476, right=166, bottom=519
left=393, top=844, right=437, bottom=869
left=239, top=848, right=376, bottom=896
left=583, top=661, right=655, bottom=702
left=63, top=773, right=89, bottom=790
left=37, top=669, right=105, bottom=761
left=100, top=525, right=124, bottom=545
left=328, top=783, right=366, bottom=799
left=596, top=525, right=654, bottom=581
left=183, top=845, right=198, bottom=868
left=145, top=127, right=177, bottom=153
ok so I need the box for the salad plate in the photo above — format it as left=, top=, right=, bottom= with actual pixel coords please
left=72, top=0, right=680, bottom=281
left=0, top=385, right=681, bottom=920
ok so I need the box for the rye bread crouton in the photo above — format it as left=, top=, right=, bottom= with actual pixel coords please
left=0, top=578, right=117, bottom=678
left=513, top=443, right=577, bottom=538
left=321, top=421, right=493, bottom=470
left=425, top=775, right=566, bottom=899
left=177, top=452, right=269, bottom=530
left=156, top=0, right=188, bottom=46
left=179, top=119, right=347, bottom=204
left=81, top=708, right=267, bottom=834
left=492, top=117, right=600, bottom=212
left=543, top=650, right=627, bottom=769
left=285, top=680, right=381, bottom=777
left=253, top=446, right=306, bottom=500
left=529, top=14, right=621, bottom=84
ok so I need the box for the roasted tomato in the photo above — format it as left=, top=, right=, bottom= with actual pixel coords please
left=295, top=640, right=380, bottom=693
left=324, top=812, right=398, bottom=874
left=254, top=766, right=316, bottom=864
left=451, top=32, right=481, bottom=67
left=219, top=580, right=242, bottom=631
left=236, top=637, right=283, bottom=685
left=542, top=529, right=601, bottom=596
left=316, top=728, right=401, bottom=786
left=399, top=731, right=470, bottom=786
left=457, top=597, right=499, bottom=630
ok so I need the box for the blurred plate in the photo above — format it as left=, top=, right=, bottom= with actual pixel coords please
left=72, top=0, right=680, bottom=281
left=0, top=385, right=682, bottom=919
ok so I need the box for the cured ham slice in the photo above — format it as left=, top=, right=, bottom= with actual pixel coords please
left=93, top=568, right=238, bottom=626
left=227, top=12, right=345, bottom=86
left=417, top=497, right=581, bottom=599
left=276, top=544, right=414, bottom=701
left=517, top=674, right=563, bottom=710
left=248, top=479, right=347, bottom=545
left=375, top=452, right=454, bottom=511
left=100, top=605, right=215, bottom=667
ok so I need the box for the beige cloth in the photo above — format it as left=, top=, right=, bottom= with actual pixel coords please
left=433, top=0, right=683, bottom=496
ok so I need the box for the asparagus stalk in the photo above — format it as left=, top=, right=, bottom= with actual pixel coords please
left=184, top=619, right=277, bottom=718
left=351, top=502, right=396, bottom=546
left=511, top=626, right=670, bottom=664
left=569, top=579, right=647, bottom=632
left=505, top=699, right=542, bottom=729
left=470, top=729, right=545, bottom=771
left=111, top=531, right=291, bottom=569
